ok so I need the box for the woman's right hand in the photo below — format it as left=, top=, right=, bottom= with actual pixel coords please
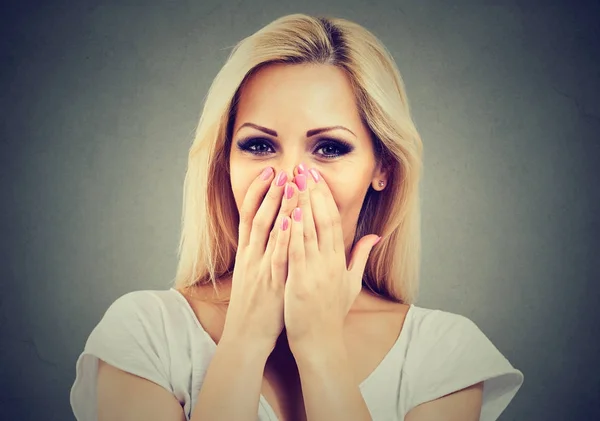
left=221, top=167, right=298, bottom=355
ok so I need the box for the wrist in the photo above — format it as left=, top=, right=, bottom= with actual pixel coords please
left=290, top=335, right=347, bottom=367
left=218, top=334, right=273, bottom=363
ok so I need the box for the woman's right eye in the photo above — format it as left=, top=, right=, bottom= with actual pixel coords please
left=235, top=138, right=274, bottom=156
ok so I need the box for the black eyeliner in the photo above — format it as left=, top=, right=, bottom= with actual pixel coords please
left=235, top=136, right=354, bottom=158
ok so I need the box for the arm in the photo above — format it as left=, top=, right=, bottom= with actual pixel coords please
left=97, top=360, right=186, bottom=421
left=404, top=382, right=484, bottom=421
left=293, top=340, right=372, bottom=421
left=97, top=338, right=270, bottom=421
left=191, top=337, right=270, bottom=421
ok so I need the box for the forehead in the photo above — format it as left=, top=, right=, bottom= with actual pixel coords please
left=233, top=63, right=364, bottom=132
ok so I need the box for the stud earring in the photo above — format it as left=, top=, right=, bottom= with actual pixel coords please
left=378, top=180, right=385, bottom=188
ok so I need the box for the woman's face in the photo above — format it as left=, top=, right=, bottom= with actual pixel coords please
left=229, top=63, right=387, bottom=259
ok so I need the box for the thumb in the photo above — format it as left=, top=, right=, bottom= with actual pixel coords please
left=347, top=235, right=381, bottom=275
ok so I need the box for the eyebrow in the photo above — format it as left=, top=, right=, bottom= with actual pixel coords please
left=236, top=122, right=356, bottom=138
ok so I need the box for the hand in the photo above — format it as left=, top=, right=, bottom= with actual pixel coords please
left=221, top=168, right=299, bottom=355
left=284, top=166, right=381, bottom=355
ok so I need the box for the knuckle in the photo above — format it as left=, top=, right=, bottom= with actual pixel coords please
left=251, top=217, right=267, bottom=231
left=297, top=194, right=309, bottom=207
left=304, top=229, right=316, bottom=243
left=239, top=209, right=253, bottom=225
left=271, top=256, right=286, bottom=269
left=331, top=213, right=341, bottom=226
left=265, top=188, right=281, bottom=202
left=321, top=214, right=332, bottom=227
left=289, top=248, right=303, bottom=261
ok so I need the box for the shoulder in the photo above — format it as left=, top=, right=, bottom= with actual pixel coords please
left=100, top=288, right=198, bottom=329
left=81, top=289, right=188, bottom=363
left=403, top=304, right=516, bottom=374
left=406, top=305, right=480, bottom=346
left=71, top=289, right=183, bottom=419
left=401, top=305, right=524, bottom=421
left=70, top=288, right=206, bottom=420
left=104, top=288, right=178, bottom=316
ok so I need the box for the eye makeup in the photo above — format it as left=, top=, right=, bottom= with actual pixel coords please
left=235, top=136, right=355, bottom=160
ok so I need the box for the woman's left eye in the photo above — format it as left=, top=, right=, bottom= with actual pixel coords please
left=316, top=143, right=346, bottom=158
left=236, top=138, right=353, bottom=159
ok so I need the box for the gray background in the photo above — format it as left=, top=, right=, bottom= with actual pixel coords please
left=1, top=0, right=599, bottom=420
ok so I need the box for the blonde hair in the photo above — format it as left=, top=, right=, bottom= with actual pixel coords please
left=173, top=13, right=423, bottom=305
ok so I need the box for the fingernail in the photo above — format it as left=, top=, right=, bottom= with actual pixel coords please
left=297, top=163, right=307, bottom=175
left=281, top=216, right=289, bottom=231
left=293, top=207, right=302, bottom=222
left=260, top=167, right=273, bottom=181
left=308, top=168, right=320, bottom=183
left=284, top=183, right=294, bottom=199
left=276, top=171, right=288, bottom=186
left=295, top=174, right=307, bottom=191
left=373, top=236, right=382, bottom=246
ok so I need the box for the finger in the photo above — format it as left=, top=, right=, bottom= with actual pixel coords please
left=238, top=167, right=275, bottom=249
left=246, top=170, right=289, bottom=255
left=270, top=214, right=292, bottom=284
left=264, top=181, right=298, bottom=262
left=348, top=235, right=381, bottom=275
left=294, top=172, right=318, bottom=259
left=288, top=207, right=305, bottom=282
left=308, top=168, right=344, bottom=255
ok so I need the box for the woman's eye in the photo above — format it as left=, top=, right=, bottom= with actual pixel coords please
left=240, top=139, right=274, bottom=156
left=236, top=138, right=353, bottom=159
left=316, top=142, right=348, bottom=158
left=235, top=138, right=275, bottom=156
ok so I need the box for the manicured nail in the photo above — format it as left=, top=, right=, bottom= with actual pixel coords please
left=295, top=174, right=307, bottom=191
left=281, top=216, right=289, bottom=231
left=260, top=167, right=273, bottom=181
left=293, top=207, right=302, bottom=222
left=298, top=163, right=308, bottom=175
left=373, top=236, right=382, bottom=246
left=284, top=183, right=294, bottom=199
left=308, top=168, right=320, bottom=183
left=275, top=171, right=288, bottom=186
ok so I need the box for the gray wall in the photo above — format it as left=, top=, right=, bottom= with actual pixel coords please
left=2, top=1, right=598, bottom=420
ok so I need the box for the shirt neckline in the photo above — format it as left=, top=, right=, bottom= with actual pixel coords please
left=169, top=287, right=413, bottom=419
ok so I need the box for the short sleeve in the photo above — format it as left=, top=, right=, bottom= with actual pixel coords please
left=403, top=311, right=524, bottom=421
left=69, top=291, right=173, bottom=421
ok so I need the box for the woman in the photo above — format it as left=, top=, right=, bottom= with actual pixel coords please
left=70, top=13, right=523, bottom=421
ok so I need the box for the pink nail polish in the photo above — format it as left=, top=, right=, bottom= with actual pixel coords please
left=298, top=163, right=307, bottom=175
left=295, top=174, right=307, bottom=191
left=275, top=171, right=288, bottom=186
left=281, top=216, right=289, bottom=231
left=260, top=167, right=273, bottom=181
left=308, top=168, right=320, bottom=183
left=373, top=236, right=382, bottom=246
left=284, top=183, right=294, bottom=199
left=293, top=207, right=302, bottom=222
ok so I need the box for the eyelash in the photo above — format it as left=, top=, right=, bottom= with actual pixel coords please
left=235, top=137, right=354, bottom=159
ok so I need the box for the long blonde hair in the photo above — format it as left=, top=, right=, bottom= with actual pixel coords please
left=173, top=14, right=423, bottom=304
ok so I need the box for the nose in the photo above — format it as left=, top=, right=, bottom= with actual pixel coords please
left=281, top=162, right=306, bottom=180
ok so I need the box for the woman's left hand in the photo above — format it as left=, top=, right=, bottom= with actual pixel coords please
left=283, top=165, right=381, bottom=356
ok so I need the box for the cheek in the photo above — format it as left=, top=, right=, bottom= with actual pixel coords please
left=324, top=177, right=365, bottom=216
left=229, top=169, right=252, bottom=212
left=326, top=185, right=344, bottom=213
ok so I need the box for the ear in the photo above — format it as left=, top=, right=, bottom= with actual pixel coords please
left=371, top=162, right=389, bottom=191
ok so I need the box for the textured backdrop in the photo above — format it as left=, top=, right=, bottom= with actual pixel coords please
left=1, top=0, right=599, bottom=420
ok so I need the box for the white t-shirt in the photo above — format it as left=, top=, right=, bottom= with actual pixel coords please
left=70, top=288, right=524, bottom=421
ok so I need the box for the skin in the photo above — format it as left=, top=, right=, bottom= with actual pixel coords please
left=229, top=62, right=388, bottom=278
left=226, top=61, right=391, bottom=420
left=95, top=62, right=484, bottom=421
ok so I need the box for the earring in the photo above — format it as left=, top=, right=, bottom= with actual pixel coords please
left=378, top=180, right=385, bottom=188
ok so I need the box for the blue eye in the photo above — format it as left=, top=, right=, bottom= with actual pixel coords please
left=235, top=137, right=354, bottom=159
